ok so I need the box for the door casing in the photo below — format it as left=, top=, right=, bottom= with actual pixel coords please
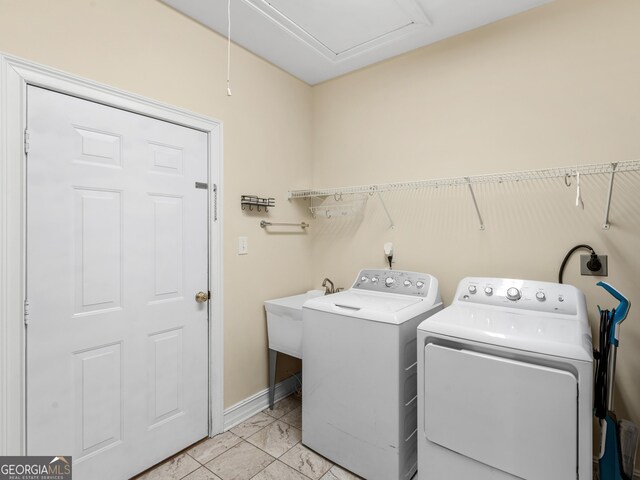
left=0, top=52, right=224, bottom=455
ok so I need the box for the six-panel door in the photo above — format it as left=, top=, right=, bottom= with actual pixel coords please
left=26, top=86, right=209, bottom=479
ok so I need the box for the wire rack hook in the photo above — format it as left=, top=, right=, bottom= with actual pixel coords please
left=564, top=173, right=572, bottom=187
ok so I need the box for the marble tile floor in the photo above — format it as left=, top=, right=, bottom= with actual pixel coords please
left=130, top=393, right=597, bottom=480
left=133, top=395, right=364, bottom=480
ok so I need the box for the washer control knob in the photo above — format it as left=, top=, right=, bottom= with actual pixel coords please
left=536, top=291, right=546, bottom=301
left=416, top=281, right=425, bottom=289
left=468, top=285, right=477, bottom=294
left=385, top=277, right=395, bottom=287
left=360, top=276, right=369, bottom=283
left=371, top=277, right=379, bottom=283
left=404, top=280, right=412, bottom=287
left=558, top=295, right=564, bottom=302
left=506, top=287, right=521, bottom=301
left=484, top=287, right=493, bottom=296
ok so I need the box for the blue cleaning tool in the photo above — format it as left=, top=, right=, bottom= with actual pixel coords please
left=598, top=281, right=630, bottom=347
left=595, top=282, right=631, bottom=480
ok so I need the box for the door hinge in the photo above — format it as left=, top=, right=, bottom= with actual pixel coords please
left=24, top=298, right=30, bottom=326
left=24, top=129, right=30, bottom=154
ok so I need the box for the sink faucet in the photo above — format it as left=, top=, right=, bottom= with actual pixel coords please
left=322, top=278, right=335, bottom=295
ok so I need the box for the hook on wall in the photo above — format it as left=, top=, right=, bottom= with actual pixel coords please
left=564, top=173, right=572, bottom=187
left=241, top=195, right=275, bottom=212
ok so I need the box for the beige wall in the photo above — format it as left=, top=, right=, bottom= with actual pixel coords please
left=0, top=0, right=314, bottom=407
left=2, top=0, right=640, bottom=469
left=311, top=0, right=640, bottom=468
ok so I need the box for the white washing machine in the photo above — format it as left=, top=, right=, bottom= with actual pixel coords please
left=417, top=277, right=593, bottom=480
left=302, top=269, right=442, bottom=480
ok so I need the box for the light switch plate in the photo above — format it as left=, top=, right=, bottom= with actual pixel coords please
left=238, top=236, right=248, bottom=255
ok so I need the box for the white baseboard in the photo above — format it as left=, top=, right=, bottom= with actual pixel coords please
left=222, top=373, right=301, bottom=431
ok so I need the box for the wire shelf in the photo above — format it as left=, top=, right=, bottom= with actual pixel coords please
left=288, top=160, right=640, bottom=199
left=309, top=195, right=368, bottom=219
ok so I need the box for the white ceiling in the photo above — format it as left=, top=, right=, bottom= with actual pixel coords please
left=161, top=0, right=553, bottom=85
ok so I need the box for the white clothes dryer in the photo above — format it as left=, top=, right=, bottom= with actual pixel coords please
left=417, top=277, right=593, bottom=480
left=303, top=269, right=442, bottom=480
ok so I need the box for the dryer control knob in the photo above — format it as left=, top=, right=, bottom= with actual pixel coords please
left=536, top=291, right=546, bottom=301
left=371, top=277, right=379, bottom=283
left=468, top=285, right=477, bottom=294
left=484, top=287, right=493, bottom=296
left=416, top=281, right=425, bottom=289
left=506, top=287, right=521, bottom=301
left=385, top=277, right=395, bottom=287
left=404, top=280, right=412, bottom=287
left=360, top=276, right=369, bottom=283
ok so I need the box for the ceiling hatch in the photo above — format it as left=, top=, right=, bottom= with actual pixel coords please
left=161, top=0, right=554, bottom=85
left=251, top=0, right=431, bottom=60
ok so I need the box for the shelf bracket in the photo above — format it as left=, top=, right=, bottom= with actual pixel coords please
left=466, top=178, right=485, bottom=231
left=376, top=192, right=395, bottom=230
left=602, top=162, right=618, bottom=230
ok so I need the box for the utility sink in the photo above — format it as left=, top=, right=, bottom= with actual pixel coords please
left=264, top=290, right=324, bottom=359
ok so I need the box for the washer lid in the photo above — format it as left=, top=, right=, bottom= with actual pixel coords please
left=418, top=304, right=593, bottom=361
left=303, top=289, right=432, bottom=324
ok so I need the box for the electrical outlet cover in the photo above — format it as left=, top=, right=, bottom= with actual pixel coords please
left=580, top=254, right=607, bottom=276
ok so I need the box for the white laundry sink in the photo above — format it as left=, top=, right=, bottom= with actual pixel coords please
left=264, top=290, right=324, bottom=359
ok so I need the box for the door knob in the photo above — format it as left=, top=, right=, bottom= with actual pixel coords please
left=195, top=291, right=209, bottom=303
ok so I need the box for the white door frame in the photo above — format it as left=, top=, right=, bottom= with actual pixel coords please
left=0, top=53, right=224, bottom=455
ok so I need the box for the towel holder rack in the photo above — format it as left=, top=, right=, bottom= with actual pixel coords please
left=260, top=220, right=309, bottom=230
left=241, top=195, right=275, bottom=212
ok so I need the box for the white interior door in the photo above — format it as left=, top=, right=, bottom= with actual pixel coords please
left=26, top=86, right=209, bottom=479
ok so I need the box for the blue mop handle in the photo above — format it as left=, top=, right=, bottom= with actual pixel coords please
left=597, top=281, right=630, bottom=345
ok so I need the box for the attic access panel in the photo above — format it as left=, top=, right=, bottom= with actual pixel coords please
left=160, top=0, right=554, bottom=84
left=256, top=0, right=431, bottom=58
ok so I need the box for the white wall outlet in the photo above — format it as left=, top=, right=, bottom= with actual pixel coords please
left=238, top=236, right=248, bottom=255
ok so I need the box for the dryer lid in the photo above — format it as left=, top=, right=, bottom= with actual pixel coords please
left=418, top=305, right=593, bottom=361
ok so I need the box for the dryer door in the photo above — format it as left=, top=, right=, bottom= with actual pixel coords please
left=423, top=343, right=577, bottom=480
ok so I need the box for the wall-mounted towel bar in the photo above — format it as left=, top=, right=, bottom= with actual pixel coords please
left=260, top=220, right=309, bottom=230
